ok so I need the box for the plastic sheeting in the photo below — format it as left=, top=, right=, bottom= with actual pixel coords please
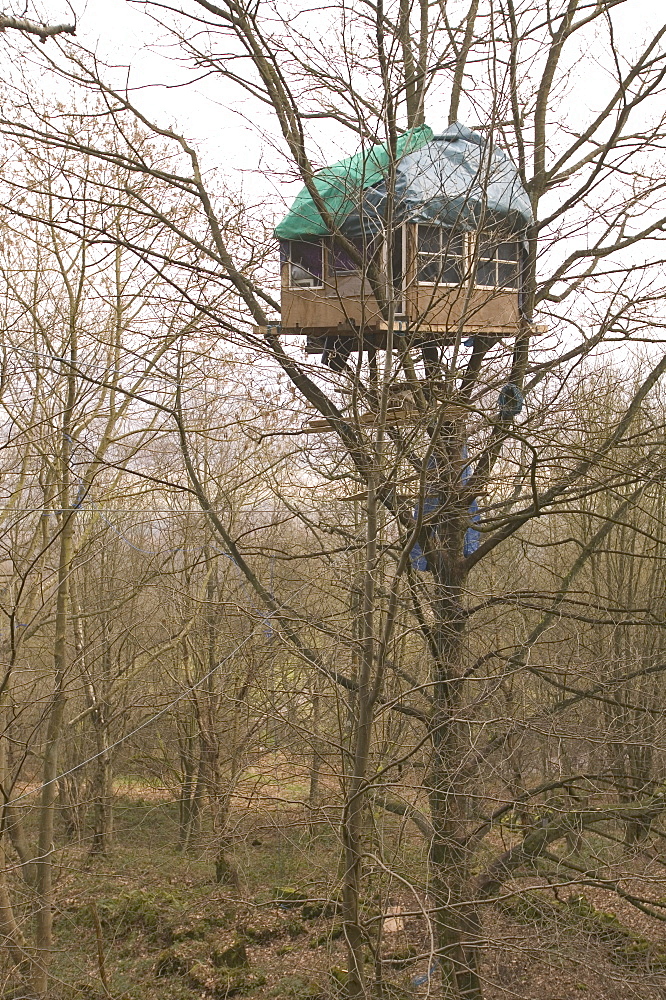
left=462, top=442, right=481, bottom=557
left=342, top=122, right=532, bottom=241
left=275, top=123, right=532, bottom=242
left=498, top=382, right=524, bottom=419
left=409, top=496, right=440, bottom=572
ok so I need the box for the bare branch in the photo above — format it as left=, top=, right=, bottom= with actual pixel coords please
left=0, top=12, right=75, bottom=41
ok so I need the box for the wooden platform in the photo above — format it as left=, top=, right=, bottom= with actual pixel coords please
left=304, top=402, right=464, bottom=432
left=255, top=322, right=547, bottom=352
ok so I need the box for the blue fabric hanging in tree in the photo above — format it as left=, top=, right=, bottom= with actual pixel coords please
left=498, top=383, right=524, bottom=419
left=409, top=496, right=440, bottom=572
left=462, top=443, right=481, bottom=556
left=409, top=450, right=482, bottom=568
left=463, top=496, right=481, bottom=556
left=409, top=541, right=429, bottom=572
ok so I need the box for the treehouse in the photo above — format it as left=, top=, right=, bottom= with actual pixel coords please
left=267, top=123, right=534, bottom=370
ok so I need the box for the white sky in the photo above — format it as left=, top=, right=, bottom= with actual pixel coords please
left=10, top=0, right=666, bottom=286
left=28, top=0, right=666, bottom=182
left=78, top=0, right=280, bottom=172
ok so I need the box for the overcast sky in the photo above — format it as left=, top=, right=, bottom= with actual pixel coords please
left=63, top=2, right=662, bottom=201
left=12, top=0, right=666, bottom=228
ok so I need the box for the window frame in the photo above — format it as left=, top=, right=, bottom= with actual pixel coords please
left=329, top=236, right=364, bottom=276
left=415, top=225, right=467, bottom=287
left=386, top=224, right=406, bottom=316
left=386, top=222, right=409, bottom=316
left=413, top=225, right=522, bottom=293
left=326, top=228, right=407, bottom=315
left=473, top=235, right=521, bottom=292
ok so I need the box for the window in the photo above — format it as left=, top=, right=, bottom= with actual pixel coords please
left=330, top=236, right=366, bottom=274
left=331, top=241, right=357, bottom=274
left=330, top=234, right=384, bottom=275
left=475, top=235, right=520, bottom=290
left=288, top=239, right=324, bottom=288
left=417, top=226, right=465, bottom=285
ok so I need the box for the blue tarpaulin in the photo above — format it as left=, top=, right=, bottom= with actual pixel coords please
left=341, top=122, right=533, bottom=242
left=409, top=496, right=440, bottom=571
left=410, top=446, right=481, bottom=571
left=462, top=444, right=481, bottom=556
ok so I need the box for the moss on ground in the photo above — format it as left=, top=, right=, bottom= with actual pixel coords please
left=499, top=890, right=666, bottom=970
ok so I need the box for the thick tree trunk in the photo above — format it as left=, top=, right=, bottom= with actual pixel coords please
left=428, top=706, right=475, bottom=999
left=426, top=493, right=483, bottom=999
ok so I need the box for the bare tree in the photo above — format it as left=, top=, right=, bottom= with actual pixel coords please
left=1, top=3, right=666, bottom=998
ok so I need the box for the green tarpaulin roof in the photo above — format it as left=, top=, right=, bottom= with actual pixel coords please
left=274, top=125, right=434, bottom=240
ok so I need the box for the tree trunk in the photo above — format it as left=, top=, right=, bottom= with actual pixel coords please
left=5, top=802, right=35, bottom=886
left=0, top=836, right=29, bottom=972
left=426, top=497, right=482, bottom=999
left=340, top=473, right=379, bottom=999
left=187, top=740, right=207, bottom=848
left=307, top=687, right=322, bottom=835
left=32, top=350, right=76, bottom=996
left=57, top=774, right=82, bottom=841
left=90, top=736, right=113, bottom=855
left=0, top=696, right=30, bottom=974
left=90, top=626, right=114, bottom=855
left=32, top=522, right=71, bottom=994
left=178, top=718, right=197, bottom=850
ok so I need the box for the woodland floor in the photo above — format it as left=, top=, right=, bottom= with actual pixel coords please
left=4, top=787, right=666, bottom=1000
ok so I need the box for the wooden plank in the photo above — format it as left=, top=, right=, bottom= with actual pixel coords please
left=304, top=403, right=464, bottom=432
